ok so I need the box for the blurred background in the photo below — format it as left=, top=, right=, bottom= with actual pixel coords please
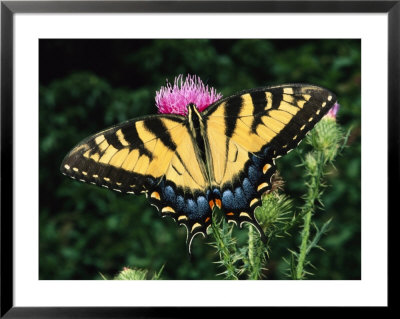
left=39, top=39, right=361, bottom=280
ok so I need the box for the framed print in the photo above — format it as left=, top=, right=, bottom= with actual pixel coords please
left=1, top=0, right=395, bottom=316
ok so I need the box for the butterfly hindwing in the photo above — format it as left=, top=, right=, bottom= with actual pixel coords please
left=148, top=180, right=212, bottom=252
left=209, top=150, right=276, bottom=242
left=203, top=84, right=336, bottom=234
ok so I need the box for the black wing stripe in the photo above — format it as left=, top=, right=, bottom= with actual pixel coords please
left=86, top=138, right=101, bottom=157
left=143, top=118, right=177, bottom=151
left=120, top=124, right=153, bottom=159
left=120, top=124, right=140, bottom=145
left=224, top=95, right=243, bottom=138
left=250, top=91, right=267, bottom=132
left=271, top=88, right=283, bottom=109
left=105, top=131, right=124, bottom=150
left=270, top=93, right=336, bottom=155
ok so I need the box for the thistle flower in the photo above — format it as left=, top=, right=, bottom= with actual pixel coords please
left=155, top=74, right=222, bottom=115
left=325, top=102, right=340, bottom=120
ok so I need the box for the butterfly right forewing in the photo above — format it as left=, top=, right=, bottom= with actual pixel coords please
left=254, top=84, right=337, bottom=157
left=202, top=84, right=337, bottom=238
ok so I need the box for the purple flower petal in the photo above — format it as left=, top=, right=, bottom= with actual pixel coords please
left=325, top=102, right=340, bottom=120
left=155, top=74, right=222, bottom=115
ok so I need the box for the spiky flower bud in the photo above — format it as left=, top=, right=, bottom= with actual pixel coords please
left=324, top=102, right=340, bottom=121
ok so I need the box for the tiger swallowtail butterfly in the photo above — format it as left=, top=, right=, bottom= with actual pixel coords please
left=61, top=83, right=337, bottom=252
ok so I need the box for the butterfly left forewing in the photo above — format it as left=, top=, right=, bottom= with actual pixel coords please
left=61, top=114, right=212, bottom=251
left=61, top=115, right=183, bottom=193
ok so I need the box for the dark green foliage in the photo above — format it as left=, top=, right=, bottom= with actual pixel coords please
left=39, top=39, right=360, bottom=280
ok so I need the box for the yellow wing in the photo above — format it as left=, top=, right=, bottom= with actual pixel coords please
left=61, top=114, right=213, bottom=246
left=203, top=84, right=337, bottom=234
left=204, top=84, right=336, bottom=188
left=61, top=115, right=208, bottom=193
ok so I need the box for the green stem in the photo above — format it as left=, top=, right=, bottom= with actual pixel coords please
left=292, top=120, right=344, bottom=279
left=295, top=210, right=312, bottom=279
left=295, top=153, right=324, bottom=279
left=247, top=224, right=266, bottom=280
left=248, top=225, right=255, bottom=264
left=248, top=225, right=256, bottom=279
left=211, top=215, right=238, bottom=280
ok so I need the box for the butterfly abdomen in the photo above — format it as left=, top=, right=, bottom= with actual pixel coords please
left=187, top=104, right=207, bottom=158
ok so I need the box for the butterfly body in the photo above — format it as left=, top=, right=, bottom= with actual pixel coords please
left=61, top=84, right=336, bottom=252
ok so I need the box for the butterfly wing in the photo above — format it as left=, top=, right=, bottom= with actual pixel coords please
left=61, top=114, right=212, bottom=249
left=203, top=84, right=337, bottom=236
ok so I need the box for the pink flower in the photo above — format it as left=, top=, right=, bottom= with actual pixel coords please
left=155, top=74, right=222, bottom=115
left=325, top=102, right=340, bottom=120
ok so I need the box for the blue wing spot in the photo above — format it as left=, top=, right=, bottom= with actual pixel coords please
left=222, top=189, right=234, bottom=209
left=251, top=154, right=263, bottom=168
left=242, top=177, right=256, bottom=199
left=196, top=196, right=210, bottom=218
left=163, top=185, right=176, bottom=203
left=222, top=189, right=246, bottom=211
left=176, top=195, right=185, bottom=212
left=234, top=186, right=248, bottom=202
left=197, top=196, right=210, bottom=213
left=146, top=177, right=156, bottom=187
left=211, top=188, right=221, bottom=199
left=248, top=165, right=262, bottom=185
left=262, top=146, right=271, bottom=156
left=186, top=198, right=199, bottom=219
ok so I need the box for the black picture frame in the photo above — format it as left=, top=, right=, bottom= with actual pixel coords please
left=1, top=0, right=395, bottom=317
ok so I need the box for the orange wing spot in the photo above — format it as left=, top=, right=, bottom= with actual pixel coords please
left=215, top=199, right=222, bottom=209
left=205, top=217, right=211, bottom=223
left=209, top=200, right=215, bottom=210
left=151, top=191, right=161, bottom=200
left=226, top=212, right=234, bottom=216
left=263, top=163, right=271, bottom=174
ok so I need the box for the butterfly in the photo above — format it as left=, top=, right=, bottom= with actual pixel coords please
left=61, top=83, right=337, bottom=253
